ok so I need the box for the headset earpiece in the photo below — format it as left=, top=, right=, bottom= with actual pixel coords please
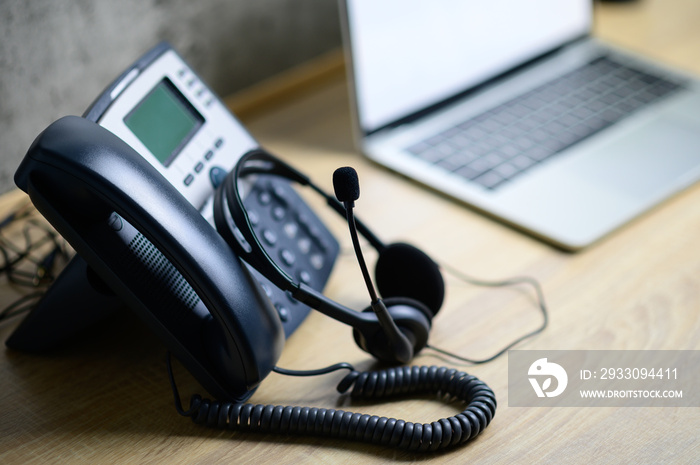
left=375, top=243, right=445, bottom=316
left=352, top=297, right=432, bottom=363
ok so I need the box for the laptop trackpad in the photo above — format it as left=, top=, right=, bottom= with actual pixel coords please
left=570, top=117, right=700, bottom=199
left=496, top=116, right=700, bottom=248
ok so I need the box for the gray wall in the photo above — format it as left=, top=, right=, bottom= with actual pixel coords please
left=0, top=0, right=341, bottom=194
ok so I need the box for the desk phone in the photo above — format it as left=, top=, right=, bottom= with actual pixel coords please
left=8, top=42, right=497, bottom=451
left=8, top=42, right=339, bottom=400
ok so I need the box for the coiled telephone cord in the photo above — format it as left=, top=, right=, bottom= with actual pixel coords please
left=167, top=356, right=496, bottom=452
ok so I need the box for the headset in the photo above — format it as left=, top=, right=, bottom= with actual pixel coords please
left=213, top=149, right=447, bottom=365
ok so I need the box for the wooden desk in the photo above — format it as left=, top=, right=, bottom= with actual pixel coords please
left=1, top=1, right=699, bottom=463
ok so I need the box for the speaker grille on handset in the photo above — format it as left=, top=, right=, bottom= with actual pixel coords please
left=129, top=232, right=201, bottom=311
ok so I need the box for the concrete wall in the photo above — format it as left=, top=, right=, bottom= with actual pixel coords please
left=0, top=0, right=341, bottom=194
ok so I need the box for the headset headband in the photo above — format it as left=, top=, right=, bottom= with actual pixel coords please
left=212, top=148, right=389, bottom=331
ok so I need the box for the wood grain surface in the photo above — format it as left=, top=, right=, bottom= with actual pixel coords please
left=1, top=1, right=698, bottom=463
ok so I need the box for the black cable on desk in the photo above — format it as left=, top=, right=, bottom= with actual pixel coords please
left=167, top=354, right=496, bottom=452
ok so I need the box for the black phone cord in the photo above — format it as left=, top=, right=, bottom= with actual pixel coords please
left=167, top=356, right=496, bottom=452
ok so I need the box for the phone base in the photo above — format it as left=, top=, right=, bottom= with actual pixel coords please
left=6, top=256, right=123, bottom=352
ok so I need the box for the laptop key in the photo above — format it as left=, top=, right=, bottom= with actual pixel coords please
left=455, top=164, right=483, bottom=180
left=493, top=162, right=520, bottom=179
left=405, top=141, right=431, bottom=155
left=415, top=147, right=446, bottom=163
left=511, top=155, right=538, bottom=171
left=473, top=171, right=506, bottom=189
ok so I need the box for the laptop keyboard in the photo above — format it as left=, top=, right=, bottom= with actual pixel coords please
left=405, top=56, right=685, bottom=190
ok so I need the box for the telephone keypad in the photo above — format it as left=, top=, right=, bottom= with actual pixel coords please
left=243, top=176, right=339, bottom=336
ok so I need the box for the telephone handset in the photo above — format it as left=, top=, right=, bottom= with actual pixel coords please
left=7, top=43, right=340, bottom=401
left=15, top=116, right=286, bottom=399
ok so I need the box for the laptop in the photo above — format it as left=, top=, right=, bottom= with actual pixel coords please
left=339, top=0, right=700, bottom=250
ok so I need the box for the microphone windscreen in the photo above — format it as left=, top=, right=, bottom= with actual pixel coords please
left=333, top=166, right=360, bottom=203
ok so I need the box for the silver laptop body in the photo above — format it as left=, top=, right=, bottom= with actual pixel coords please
left=340, top=0, right=700, bottom=250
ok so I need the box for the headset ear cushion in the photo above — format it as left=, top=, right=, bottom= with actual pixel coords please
left=352, top=297, right=432, bottom=363
left=375, top=242, right=445, bottom=316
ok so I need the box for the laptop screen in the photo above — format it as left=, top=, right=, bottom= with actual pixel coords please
left=343, top=0, right=592, bottom=134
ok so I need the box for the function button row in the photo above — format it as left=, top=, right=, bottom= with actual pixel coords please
left=176, top=67, right=215, bottom=108
left=182, top=137, right=225, bottom=188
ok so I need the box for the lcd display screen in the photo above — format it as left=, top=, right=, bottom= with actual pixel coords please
left=124, top=79, right=203, bottom=166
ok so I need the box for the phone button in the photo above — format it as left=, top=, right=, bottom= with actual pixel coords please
left=209, top=166, right=227, bottom=188
left=262, top=229, right=277, bottom=246
left=272, top=184, right=288, bottom=201
left=108, top=213, right=123, bottom=231
left=275, top=303, right=289, bottom=322
left=283, top=222, right=298, bottom=238
left=272, top=206, right=286, bottom=221
left=184, top=174, right=194, bottom=186
left=258, top=191, right=272, bottom=205
left=285, top=291, right=299, bottom=305
left=298, top=270, right=311, bottom=284
left=297, top=237, right=311, bottom=254
left=260, top=283, right=273, bottom=298
left=280, top=249, right=296, bottom=267
left=247, top=210, right=260, bottom=226
left=310, top=253, right=324, bottom=270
